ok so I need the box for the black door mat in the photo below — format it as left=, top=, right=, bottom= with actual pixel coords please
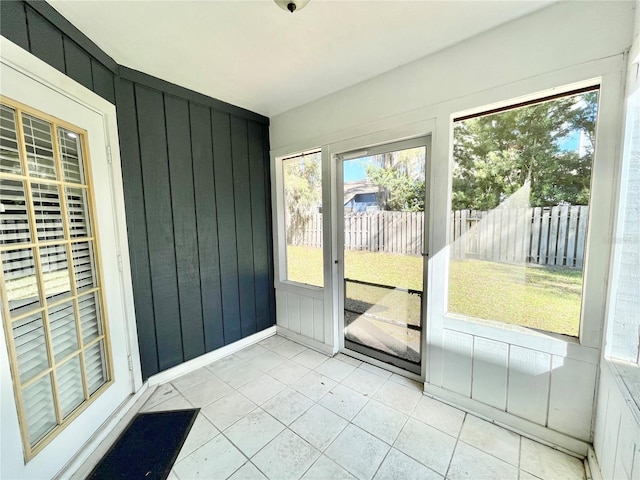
left=87, top=408, right=199, bottom=480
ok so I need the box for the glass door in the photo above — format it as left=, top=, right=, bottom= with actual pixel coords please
left=338, top=137, right=428, bottom=374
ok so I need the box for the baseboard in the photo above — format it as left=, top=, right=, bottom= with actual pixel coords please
left=586, top=446, right=603, bottom=480
left=276, top=326, right=335, bottom=355
left=148, top=326, right=277, bottom=387
left=423, top=382, right=589, bottom=457
left=55, top=383, right=153, bottom=480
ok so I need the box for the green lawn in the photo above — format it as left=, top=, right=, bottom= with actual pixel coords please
left=286, top=245, right=582, bottom=336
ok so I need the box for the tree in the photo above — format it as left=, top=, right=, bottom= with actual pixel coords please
left=365, top=147, right=426, bottom=212
left=284, top=153, right=321, bottom=244
left=452, top=91, right=598, bottom=210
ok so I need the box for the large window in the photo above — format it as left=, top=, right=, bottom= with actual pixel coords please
left=0, top=98, right=111, bottom=459
left=282, top=151, right=323, bottom=287
left=448, top=88, right=599, bottom=337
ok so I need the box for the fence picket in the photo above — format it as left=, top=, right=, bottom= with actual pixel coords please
left=295, top=207, right=587, bottom=267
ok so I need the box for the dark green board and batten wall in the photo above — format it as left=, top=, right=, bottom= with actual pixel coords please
left=1, top=0, right=276, bottom=379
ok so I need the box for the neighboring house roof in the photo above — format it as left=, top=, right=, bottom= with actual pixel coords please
left=343, top=181, right=381, bottom=205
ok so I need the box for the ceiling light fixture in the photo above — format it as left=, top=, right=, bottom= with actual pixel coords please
left=274, top=0, right=310, bottom=13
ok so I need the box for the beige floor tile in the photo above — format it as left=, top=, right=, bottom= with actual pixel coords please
left=315, top=357, right=357, bottom=382
left=325, top=425, right=390, bottom=480
left=293, top=349, right=329, bottom=370
left=393, top=418, right=456, bottom=476
left=374, top=448, right=443, bottom=480
left=520, top=438, right=585, bottom=480
left=302, top=455, right=357, bottom=480
left=201, top=390, right=257, bottom=430
left=224, top=408, right=285, bottom=457
left=247, top=350, right=288, bottom=372
left=252, top=430, right=320, bottom=480
left=373, top=380, right=422, bottom=415
left=270, top=360, right=311, bottom=385
left=292, top=371, right=337, bottom=401
left=411, top=395, right=465, bottom=437
left=173, top=435, right=245, bottom=480
left=352, top=399, right=407, bottom=444
left=448, top=442, right=518, bottom=480
left=180, top=374, right=232, bottom=408
left=171, top=367, right=217, bottom=394
left=318, top=384, right=368, bottom=420
left=459, top=415, right=520, bottom=466
left=290, top=404, right=348, bottom=450
left=271, top=339, right=308, bottom=358
left=237, top=374, right=286, bottom=405
left=228, top=462, right=268, bottom=480
left=341, top=368, right=387, bottom=396
left=262, top=388, right=313, bottom=425
left=177, top=413, right=219, bottom=460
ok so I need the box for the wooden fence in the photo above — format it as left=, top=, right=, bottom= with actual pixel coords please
left=291, top=206, right=589, bottom=267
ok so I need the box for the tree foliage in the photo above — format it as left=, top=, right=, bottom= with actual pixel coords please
left=452, top=91, right=598, bottom=210
left=284, top=153, right=321, bottom=243
left=365, top=148, right=426, bottom=212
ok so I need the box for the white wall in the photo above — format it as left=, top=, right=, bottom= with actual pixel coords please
left=592, top=9, right=640, bottom=477
left=270, top=1, right=634, bottom=454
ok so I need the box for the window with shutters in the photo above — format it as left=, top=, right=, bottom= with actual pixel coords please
left=0, top=97, right=112, bottom=460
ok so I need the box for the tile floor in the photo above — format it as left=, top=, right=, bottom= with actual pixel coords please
left=139, top=335, right=586, bottom=480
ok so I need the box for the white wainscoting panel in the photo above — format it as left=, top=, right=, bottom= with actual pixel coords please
left=442, top=330, right=473, bottom=396
left=471, top=337, right=509, bottom=410
left=275, top=287, right=327, bottom=350
left=507, top=346, right=551, bottom=425
left=593, top=361, right=640, bottom=480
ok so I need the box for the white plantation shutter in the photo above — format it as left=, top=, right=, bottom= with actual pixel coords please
left=0, top=102, right=110, bottom=453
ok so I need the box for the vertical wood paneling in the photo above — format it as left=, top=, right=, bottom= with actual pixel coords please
left=135, top=85, right=183, bottom=370
left=165, top=95, right=205, bottom=361
left=26, top=6, right=65, bottom=74
left=63, top=37, right=92, bottom=91
left=287, top=292, right=301, bottom=333
left=263, top=125, right=276, bottom=327
left=3, top=2, right=274, bottom=378
left=211, top=111, right=242, bottom=344
left=507, top=346, right=550, bottom=424
left=313, top=299, right=324, bottom=343
left=248, top=122, right=272, bottom=332
left=230, top=116, right=257, bottom=337
left=471, top=337, right=509, bottom=410
left=1, top=0, right=29, bottom=50
left=190, top=103, right=224, bottom=351
left=276, top=289, right=288, bottom=330
left=91, top=58, right=115, bottom=104
left=442, top=330, right=473, bottom=396
left=547, top=356, right=596, bottom=440
left=114, top=79, right=158, bottom=379
left=299, top=295, right=314, bottom=339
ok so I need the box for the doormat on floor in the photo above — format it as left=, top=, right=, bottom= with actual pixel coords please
left=87, top=408, right=199, bottom=480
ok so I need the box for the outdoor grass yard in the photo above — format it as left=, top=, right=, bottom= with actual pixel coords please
left=287, top=245, right=583, bottom=336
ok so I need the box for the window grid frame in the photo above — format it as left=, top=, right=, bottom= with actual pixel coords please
left=0, top=96, right=113, bottom=461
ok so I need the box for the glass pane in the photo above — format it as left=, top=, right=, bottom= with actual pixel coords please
left=283, top=151, right=323, bottom=287
left=40, top=244, right=72, bottom=302
left=48, top=301, right=78, bottom=362
left=57, top=127, right=85, bottom=184
left=1, top=248, right=41, bottom=315
left=65, top=187, right=91, bottom=238
left=57, top=355, right=84, bottom=419
left=72, top=241, right=96, bottom=292
left=449, top=90, right=599, bottom=337
left=23, top=373, right=57, bottom=446
left=1, top=178, right=31, bottom=246
left=0, top=104, right=21, bottom=174
left=85, top=340, right=107, bottom=395
left=32, top=182, right=64, bottom=241
left=22, top=113, right=57, bottom=180
left=13, top=312, right=49, bottom=383
left=78, top=292, right=101, bottom=343
left=342, top=146, right=426, bottom=369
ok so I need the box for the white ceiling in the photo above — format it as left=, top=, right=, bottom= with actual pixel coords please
left=49, top=0, right=555, bottom=117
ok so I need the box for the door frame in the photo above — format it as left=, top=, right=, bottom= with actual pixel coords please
left=329, top=129, right=433, bottom=381
left=0, top=37, right=140, bottom=478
